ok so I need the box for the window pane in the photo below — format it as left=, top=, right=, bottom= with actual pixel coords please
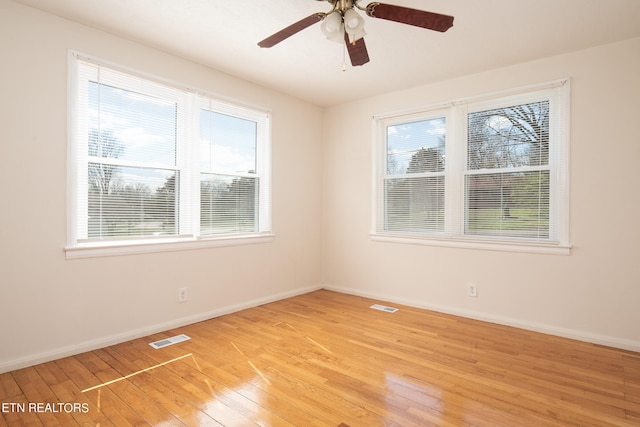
left=384, top=176, right=445, bottom=232
left=200, top=173, right=258, bottom=235
left=88, top=165, right=178, bottom=238
left=200, top=110, right=257, bottom=174
left=465, top=171, right=549, bottom=239
left=467, top=101, right=549, bottom=170
left=386, top=118, right=446, bottom=174
left=88, top=82, right=177, bottom=165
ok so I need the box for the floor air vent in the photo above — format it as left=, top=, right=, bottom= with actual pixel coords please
left=370, top=304, right=399, bottom=313
left=149, top=334, right=191, bottom=349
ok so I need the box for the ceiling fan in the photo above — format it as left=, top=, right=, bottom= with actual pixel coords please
left=258, top=0, right=454, bottom=67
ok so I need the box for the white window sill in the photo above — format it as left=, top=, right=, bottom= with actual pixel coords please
left=371, top=233, right=571, bottom=255
left=65, top=233, right=275, bottom=259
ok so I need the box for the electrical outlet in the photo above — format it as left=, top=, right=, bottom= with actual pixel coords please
left=467, top=283, right=478, bottom=297
left=178, top=287, right=187, bottom=303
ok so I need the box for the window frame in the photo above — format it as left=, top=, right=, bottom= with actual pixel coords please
left=380, top=109, right=451, bottom=236
left=371, top=80, right=570, bottom=255
left=66, top=52, right=273, bottom=259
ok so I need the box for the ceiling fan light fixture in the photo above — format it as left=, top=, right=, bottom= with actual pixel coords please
left=343, top=8, right=364, bottom=31
left=321, top=11, right=344, bottom=43
left=343, top=8, right=366, bottom=43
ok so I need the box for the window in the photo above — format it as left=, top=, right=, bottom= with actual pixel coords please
left=373, top=81, right=569, bottom=254
left=67, top=54, right=271, bottom=258
left=383, top=114, right=447, bottom=234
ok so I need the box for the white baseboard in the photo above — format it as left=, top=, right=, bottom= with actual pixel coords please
left=0, top=285, right=322, bottom=374
left=4, top=283, right=635, bottom=374
left=322, top=285, right=640, bottom=353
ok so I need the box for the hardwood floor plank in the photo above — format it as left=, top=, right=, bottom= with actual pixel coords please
left=9, top=367, right=79, bottom=427
left=177, top=332, right=360, bottom=426
left=2, top=290, right=639, bottom=426
left=80, top=349, right=188, bottom=426
left=96, top=345, right=229, bottom=426
left=0, top=371, right=21, bottom=401
left=0, top=393, right=42, bottom=427
left=114, top=338, right=300, bottom=426
left=55, top=355, right=151, bottom=426
left=33, top=361, right=114, bottom=427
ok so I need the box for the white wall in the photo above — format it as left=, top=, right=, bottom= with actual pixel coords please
left=322, top=37, right=640, bottom=351
left=0, top=1, right=323, bottom=372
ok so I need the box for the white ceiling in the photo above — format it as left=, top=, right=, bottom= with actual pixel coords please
left=13, top=0, right=640, bottom=107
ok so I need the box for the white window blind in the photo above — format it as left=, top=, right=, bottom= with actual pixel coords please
left=67, top=54, right=271, bottom=255
left=199, top=99, right=269, bottom=236
left=373, top=81, right=569, bottom=253
left=465, top=99, right=552, bottom=240
left=74, top=62, right=189, bottom=242
left=383, top=115, right=447, bottom=234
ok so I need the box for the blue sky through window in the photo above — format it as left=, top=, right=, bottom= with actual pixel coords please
left=386, top=118, right=446, bottom=174
left=199, top=110, right=257, bottom=174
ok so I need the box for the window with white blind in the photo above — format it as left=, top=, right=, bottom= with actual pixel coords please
left=373, top=81, right=570, bottom=254
left=66, top=53, right=272, bottom=258
left=383, top=113, right=447, bottom=234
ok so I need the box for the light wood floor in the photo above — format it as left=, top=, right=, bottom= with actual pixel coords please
left=1, top=290, right=639, bottom=426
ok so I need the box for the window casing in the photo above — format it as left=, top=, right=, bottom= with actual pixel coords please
left=373, top=81, right=570, bottom=254
left=67, top=54, right=272, bottom=258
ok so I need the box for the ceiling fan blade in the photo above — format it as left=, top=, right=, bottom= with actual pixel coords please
left=366, top=3, right=454, bottom=32
left=344, top=33, right=370, bottom=66
left=258, top=13, right=325, bottom=48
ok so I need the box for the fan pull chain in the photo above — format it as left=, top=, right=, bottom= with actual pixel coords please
left=342, top=44, right=347, bottom=72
